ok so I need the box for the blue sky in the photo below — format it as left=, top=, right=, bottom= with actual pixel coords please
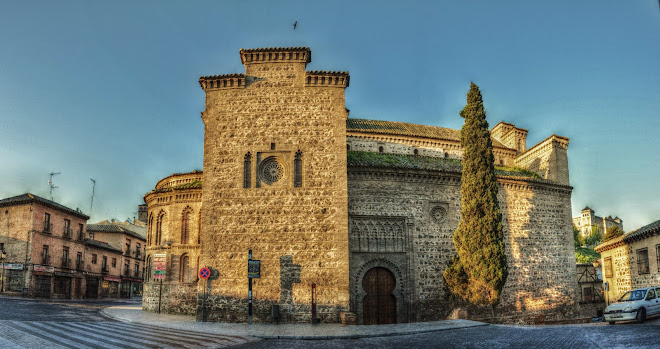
left=0, top=1, right=658, bottom=231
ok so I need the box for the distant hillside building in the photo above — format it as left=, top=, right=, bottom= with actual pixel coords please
left=143, top=47, right=579, bottom=324
left=573, top=206, right=623, bottom=238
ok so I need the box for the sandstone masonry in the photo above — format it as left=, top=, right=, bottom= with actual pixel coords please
left=142, top=47, right=579, bottom=324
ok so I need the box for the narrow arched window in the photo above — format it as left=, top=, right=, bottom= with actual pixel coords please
left=181, top=209, right=191, bottom=244
left=146, top=255, right=152, bottom=281
left=197, top=211, right=201, bottom=245
left=147, top=214, right=153, bottom=246
left=179, top=254, right=189, bottom=283
left=243, top=152, right=252, bottom=188
left=294, top=150, right=303, bottom=188
left=156, top=212, right=166, bottom=245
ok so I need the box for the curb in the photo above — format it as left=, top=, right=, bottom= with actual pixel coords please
left=101, top=306, right=490, bottom=340
left=255, top=321, right=490, bottom=340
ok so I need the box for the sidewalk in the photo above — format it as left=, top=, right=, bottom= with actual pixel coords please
left=102, top=306, right=488, bottom=339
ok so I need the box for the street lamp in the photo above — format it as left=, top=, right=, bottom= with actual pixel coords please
left=1, top=250, right=6, bottom=293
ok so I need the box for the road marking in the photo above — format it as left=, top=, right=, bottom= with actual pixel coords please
left=0, top=320, right=251, bottom=348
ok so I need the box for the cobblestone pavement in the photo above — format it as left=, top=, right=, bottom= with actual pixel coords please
left=232, top=317, right=660, bottom=349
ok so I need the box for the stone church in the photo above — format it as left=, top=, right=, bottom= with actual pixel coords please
left=142, top=47, right=578, bottom=324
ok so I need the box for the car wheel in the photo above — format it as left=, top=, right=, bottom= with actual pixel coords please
left=636, top=308, right=646, bottom=324
left=608, top=321, right=615, bottom=325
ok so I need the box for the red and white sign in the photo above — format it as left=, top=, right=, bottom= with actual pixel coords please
left=153, top=253, right=167, bottom=280
left=34, top=264, right=54, bottom=273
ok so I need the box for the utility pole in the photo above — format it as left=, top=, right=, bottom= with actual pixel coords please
left=48, top=172, right=61, bottom=201
left=90, top=179, right=96, bottom=217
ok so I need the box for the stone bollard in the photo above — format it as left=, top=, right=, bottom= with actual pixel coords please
left=447, top=307, right=469, bottom=320
left=340, top=312, right=356, bottom=326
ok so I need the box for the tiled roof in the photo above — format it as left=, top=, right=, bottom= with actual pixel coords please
left=346, top=119, right=510, bottom=149
left=0, top=193, right=89, bottom=219
left=347, top=151, right=541, bottom=179
left=87, top=223, right=146, bottom=241
left=624, top=219, right=660, bottom=243
left=85, top=239, right=122, bottom=253
left=151, top=180, right=202, bottom=194
left=595, top=233, right=628, bottom=252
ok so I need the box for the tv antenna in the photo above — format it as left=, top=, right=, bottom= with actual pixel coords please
left=48, top=172, right=61, bottom=200
left=90, top=179, right=96, bottom=218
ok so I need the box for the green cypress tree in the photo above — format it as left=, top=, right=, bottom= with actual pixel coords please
left=443, top=82, right=508, bottom=306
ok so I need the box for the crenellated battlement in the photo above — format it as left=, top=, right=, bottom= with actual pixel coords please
left=240, top=47, right=311, bottom=66
left=305, top=71, right=350, bottom=88
left=198, top=73, right=246, bottom=91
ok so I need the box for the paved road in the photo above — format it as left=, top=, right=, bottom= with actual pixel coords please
left=0, top=298, right=252, bottom=348
left=233, top=317, right=660, bottom=349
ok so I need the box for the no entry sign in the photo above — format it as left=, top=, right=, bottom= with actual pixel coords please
left=199, top=267, right=211, bottom=279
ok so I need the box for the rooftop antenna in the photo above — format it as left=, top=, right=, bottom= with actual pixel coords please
left=90, top=179, right=96, bottom=218
left=48, top=172, right=61, bottom=201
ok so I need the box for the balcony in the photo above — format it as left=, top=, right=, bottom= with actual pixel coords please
left=42, top=255, right=50, bottom=265
left=62, top=228, right=71, bottom=239
left=76, top=261, right=84, bottom=270
left=61, top=258, right=71, bottom=268
left=135, top=251, right=142, bottom=259
left=123, top=270, right=130, bottom=277
left=101, top=266, right=108, bottom=274
left=77, top=233, right=84, bottom=241
left=43, top=223, right=51, bottom=234
left=124, top=248, right=131, bottom=257
left=134, top=271, right=141, bottom=278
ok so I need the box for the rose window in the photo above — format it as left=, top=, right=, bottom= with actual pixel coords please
left=260, top=157, right=284, bottom=184
left=431, top=206, right=447, bottom=223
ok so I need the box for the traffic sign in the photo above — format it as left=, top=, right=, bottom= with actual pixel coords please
left=153, top=253, right=167, bottom=280
left=248, top=260, right=261, bottom=278
left=199, top=267, right=211, bottom=279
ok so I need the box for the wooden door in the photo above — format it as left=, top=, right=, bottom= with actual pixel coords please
left=362, top=267, right=396, bottom=325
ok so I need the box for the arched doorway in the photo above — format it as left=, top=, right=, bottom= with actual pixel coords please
left=362, top=267, right=396, bottom=324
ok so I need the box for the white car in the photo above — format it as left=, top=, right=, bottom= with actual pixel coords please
left=604, top=287, right=660, bottom=324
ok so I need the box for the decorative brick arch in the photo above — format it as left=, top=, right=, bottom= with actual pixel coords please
left=352, top=258, right=406, bottom=324
left=156, top=210, right=167, bottom=245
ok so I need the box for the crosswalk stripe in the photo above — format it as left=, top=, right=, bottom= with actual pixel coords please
left=0, top=323, right=29, bottom=349
left=107, top=321, right=249, bottom=342
left=5, top=321, right=102, bottom=349
left=1, top=319, right=251, bottom=349
left=100, top=321, right=241, bottom=345
left=47, top=321, right=165, bottom=349
left=20, top=321, right=128, bottom=349
left=67, top=321, right=189, bottom=348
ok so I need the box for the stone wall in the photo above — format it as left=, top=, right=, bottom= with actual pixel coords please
left=347, top=167, right=579, bottom=323
left=198, top=47, right=350, bottom=323
left=628, top=235, right=660, bottom=289
left=599, top=242, right=631, bottom=302
left=142, top=281, right=198, bottom=315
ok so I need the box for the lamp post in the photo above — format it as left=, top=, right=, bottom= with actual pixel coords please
left=1, top=250, right=6, bottom=293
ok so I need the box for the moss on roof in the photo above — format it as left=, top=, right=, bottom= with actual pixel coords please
left=347, top=151, right=540, bottom=179
left=151, top=179, right=202, bottom=194
left=347, top=118, right=510, bottom=149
